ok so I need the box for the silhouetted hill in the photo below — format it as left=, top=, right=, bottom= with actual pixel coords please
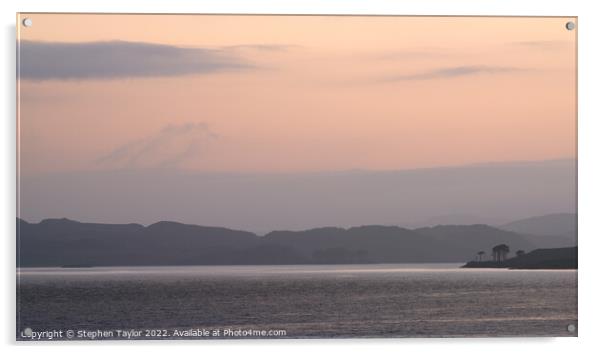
left=500, top=213, right=577, bottom=239
left=413, top=223, right=574, bottom=256
left=17, top=217, right=576, bottom=267
left=462, top=246, right=577, bottom=269
left=415, top=224, right=533, bottom=246
left=17, top=218, right=266, bottom=266
left=264, top=225, right=445, bottom=263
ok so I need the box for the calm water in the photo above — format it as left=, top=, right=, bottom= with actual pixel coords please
left=16, top=264, right=577, bottom=339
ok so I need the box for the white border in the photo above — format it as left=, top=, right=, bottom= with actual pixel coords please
left=2, top=1, right=601, bottom=353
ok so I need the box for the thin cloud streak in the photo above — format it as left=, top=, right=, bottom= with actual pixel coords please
left=223, top=44, right=298, bottom=51
left=511, top=40, right=573, bottom=49
left=382, top=65, right=525, bottom=82
left=18, top=40, right=262, bottom=81
left=375, top=47, right=453, bottom=61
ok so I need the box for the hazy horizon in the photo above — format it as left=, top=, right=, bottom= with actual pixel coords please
left=19, top=158, right=576, bottom=233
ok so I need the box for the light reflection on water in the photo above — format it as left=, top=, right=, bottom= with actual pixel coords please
left=19, top=263, right=468, bottom=277
left=17, top=264, right=577, bottom=338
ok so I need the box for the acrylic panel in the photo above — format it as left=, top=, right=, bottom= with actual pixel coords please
left=16, top=14, right=577, bottom=340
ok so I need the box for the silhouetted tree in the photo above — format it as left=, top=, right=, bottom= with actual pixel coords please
left=477, top=251, right=485, bottom=262
left=516, top=250, right=525, bottom=257
left=492, top=244, right=510, bottom=262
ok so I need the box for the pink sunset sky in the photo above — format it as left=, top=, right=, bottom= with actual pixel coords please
left=18, top=14, right=576, bottom=177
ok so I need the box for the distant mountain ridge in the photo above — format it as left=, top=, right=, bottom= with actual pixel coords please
left=500, top=213, right=576, bottom=239
left=17, top=217, right=576, bottom=267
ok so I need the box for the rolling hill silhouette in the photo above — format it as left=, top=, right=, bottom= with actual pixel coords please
left=17, top=217, right=576, bottom=267
left=500, top=213, right=576, bottom=239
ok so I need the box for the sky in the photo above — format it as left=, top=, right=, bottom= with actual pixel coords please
left=17, top=14, right=577, bottom=229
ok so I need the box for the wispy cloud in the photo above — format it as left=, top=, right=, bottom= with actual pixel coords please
left=375, top=47, right=452, bottom=61
left=511, top=40, right=573, bottom=50
left=381, top=65, right=524, bottom=82
left=97, top=122, right=217, bottom=169
left=223, top=44, right=297, bottom=52
left=18, top=40, right=261, bottom=81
